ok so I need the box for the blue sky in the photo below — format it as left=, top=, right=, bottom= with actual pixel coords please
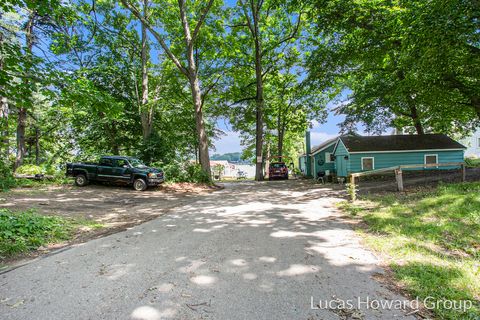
left=211, top=103, right=346, bottom=154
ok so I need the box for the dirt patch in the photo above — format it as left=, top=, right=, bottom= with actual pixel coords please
left=0, top=182, right=221, bottom=266
left=159, top=182, right=223, bottom=193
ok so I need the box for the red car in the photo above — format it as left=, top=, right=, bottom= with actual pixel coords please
left=268, top=162, right=289, bottom=180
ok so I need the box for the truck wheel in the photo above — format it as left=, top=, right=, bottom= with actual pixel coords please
left=133, top=178, right=147, bottom=191
left=75, top=174, right=88, bottom=187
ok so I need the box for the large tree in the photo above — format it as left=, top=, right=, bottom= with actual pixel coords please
left=306, top=0, right=479, bottom=135
left=225, top=0, right=302, bottom=180
left=120, top=0, right=223, bottom=177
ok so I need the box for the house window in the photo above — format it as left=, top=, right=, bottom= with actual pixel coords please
left=325, top=152, right=332, bottom=163
left=478, top=137, right=480, bottom=147
left=361, top=157, right=374, bottom=171
left=425, top=154, right=438, bottom=166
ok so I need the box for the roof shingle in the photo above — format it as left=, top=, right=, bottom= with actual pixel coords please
left=339, top=134, right=466, bottom=152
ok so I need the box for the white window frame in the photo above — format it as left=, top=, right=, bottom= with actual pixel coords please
left=361, top=157, right=375, bottom=171
left=424, top=154, right=438, bottom=167
left=325, top=152, right=332, bottom=163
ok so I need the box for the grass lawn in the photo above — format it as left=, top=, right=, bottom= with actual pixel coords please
left=340, top=182, right=480, bottom=319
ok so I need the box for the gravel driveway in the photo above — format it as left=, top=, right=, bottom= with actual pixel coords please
left=0, top=180, right=416, bottom=319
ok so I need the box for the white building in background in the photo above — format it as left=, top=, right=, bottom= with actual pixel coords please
left=234, top=164, right=256, bottom=178
left=210, top=161, right=256, bottom=178
left=460, top=129, right=480, bottom=158
left=210, top=161, right=236, bottom=177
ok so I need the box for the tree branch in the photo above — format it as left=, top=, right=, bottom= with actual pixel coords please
left=192, top=0, right=214, bottom=42
left=201, top=75, right=221, bottom=106
left=261, top=12, right=302, bottom=57
left=239, top=0, right=254, bottom=36
left=225, top=23, right=248, bottom=28
left=120, top=0, right=188, bottom=77
left=228, top=96, right=256, bottom=107
left=178, top=0, right=192, bottom=49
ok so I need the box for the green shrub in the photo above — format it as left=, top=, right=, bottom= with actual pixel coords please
left=15, top=164, right=43, bottom=175
left=465, top=157, right=480, bottom=168
left=0, top=209, right=73, bottom=259
left=292, top=168, right=302, bottom=176
left=0, top=160, right=16, bottom=191
left=346, top=182, right=357, bottom=201
left=185, top=163, right=211, bottom=183
left=152, top=161, right=211, bottom=183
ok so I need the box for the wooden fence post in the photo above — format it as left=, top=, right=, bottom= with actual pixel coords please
left=350, top=175, right=356, bottom=201
left=461, top=164, right=466, bottom=182
left=395, top=168, right=404, bottom=192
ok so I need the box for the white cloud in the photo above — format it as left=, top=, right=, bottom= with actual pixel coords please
left=310, top=131, right=338, bottom=147
left=211, top=131, right=242, bottom=154
left=310, top=119, right=321, bottom=129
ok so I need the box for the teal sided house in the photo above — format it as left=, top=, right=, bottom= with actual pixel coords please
left=332, top=134, right=466, bottom=177
left=298, top=137, right=337, bottom=178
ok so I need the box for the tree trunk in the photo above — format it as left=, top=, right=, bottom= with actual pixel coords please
left=189, top=75, right=211, bottom=177
left=265, top=141, right=270, bottom=179
left=140, top=0, right=153, bottom=141
left=408, top=103, right=424, bottom=135
left=108, top=122, right=120, bottom=154
left=0, top=32, right=9, bottom=161
left=15, top=108, right=27, bottom=169
left=15, top=12, right=35, bottom=170
left=253, top=8, right=264, bottom=181
left=182, top=6, right=211, bottom=177
left=0, top=98, right=8, bottom=160
left=277, top=120, right=285, bottom=157
left=121, top=0, right=213, bottom=178
left=178, top=0, right=212, bottom=178
left=472, top=96, right=480, bottom=120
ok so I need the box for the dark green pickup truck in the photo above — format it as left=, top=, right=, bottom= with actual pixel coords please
left=66, top=156, right=164, bottom=191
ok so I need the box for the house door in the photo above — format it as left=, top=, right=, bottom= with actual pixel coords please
left=336, top=156, right=348, bottom=177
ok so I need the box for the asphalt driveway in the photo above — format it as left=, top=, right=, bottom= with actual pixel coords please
left=0, top=180, right=416, bottom=319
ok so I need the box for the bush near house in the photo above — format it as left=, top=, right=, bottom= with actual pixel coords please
left=465, top=157, right=480, bottom=168
left=340, top=182, right=480, bottom=319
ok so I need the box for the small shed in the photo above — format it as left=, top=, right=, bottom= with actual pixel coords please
left=299, top=137, right=337, bottom=177
left=332, top=134, right=466, bottom=177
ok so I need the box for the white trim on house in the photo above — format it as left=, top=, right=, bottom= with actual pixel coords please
left=361, top=157, right=375, bottom=171
left=424, top=154, right=438, bottom=167
left=311, top=140, right=337, bottom=156
left=325, top=152, right=332, bottom=163
left=349, top=148, right=464, bottom=154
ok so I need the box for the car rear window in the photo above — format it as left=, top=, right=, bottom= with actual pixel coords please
left=270, top=163, right=286, bottom=168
